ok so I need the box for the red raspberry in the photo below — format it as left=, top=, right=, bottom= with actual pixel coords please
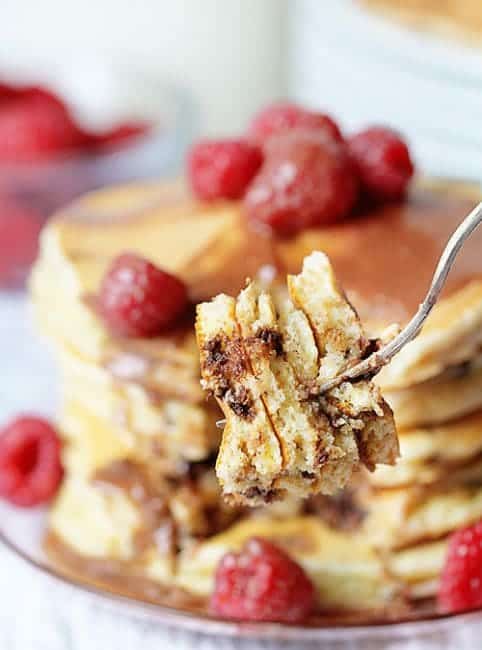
left=348, top=127, right=414, bottom=202
left=438, top=520, right=482, bottom=614
left=250, top=102, right=343, bottom=144
left=0, top=417, right=63, bottom=507
left=0, top=82, right=19, bottom=103
left=244, top=129, right=358, bottom=236
left=99, top=253, right=189, bottom=338
left=188, top=139, right=263, bottom=201
left=87, top=122, right=149, bottom=150
left=0, top=88, right=84, bottom=161
left=0, top=199, right=43, bottom=287
left=211, top=537, right=315, bottom=623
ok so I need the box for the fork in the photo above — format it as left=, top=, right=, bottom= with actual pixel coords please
left=318, top=200, right=482, bottom=393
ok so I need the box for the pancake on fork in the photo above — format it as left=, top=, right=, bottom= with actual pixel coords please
left=196, top=251, right=398, bottom=506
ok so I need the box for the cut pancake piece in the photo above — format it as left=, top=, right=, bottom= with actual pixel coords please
left=196, top=252, right=398, bottom=506
left=286, top=253, right=398, bottom=471
left=235, top=281, right=359, bottom=500
left=287, top=251, right=367, bottom=381
left=196, top=294, right=284, bottom=504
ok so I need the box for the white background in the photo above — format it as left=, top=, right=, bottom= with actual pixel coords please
left=3, top=0, right=482, bottom=178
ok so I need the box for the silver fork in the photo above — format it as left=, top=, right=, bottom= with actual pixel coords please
left=215, top=201, right=482, bottom=428
left=318, top=200, right=482, bottom=393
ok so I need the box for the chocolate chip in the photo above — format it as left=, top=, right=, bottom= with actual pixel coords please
left=257, top=327, right=284, bottom=357
left=226, top=386, right=255, bottom=420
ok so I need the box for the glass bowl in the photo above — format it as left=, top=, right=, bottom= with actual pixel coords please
left=0, top=79, right=193, bottom=289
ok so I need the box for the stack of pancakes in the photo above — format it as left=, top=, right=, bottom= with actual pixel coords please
left=364, top=281, right=482, bottom=600
left=30, top=178, right=482, bottom=618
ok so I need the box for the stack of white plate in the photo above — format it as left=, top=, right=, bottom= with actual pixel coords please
left=289, top=0, right=482, bottom=180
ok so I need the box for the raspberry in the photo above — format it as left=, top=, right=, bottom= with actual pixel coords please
left=87, top=122, right=149, bottom=150
left=438, top=520, right=482, bottom=614
left=348, top=127, right=414, bottom=201
left=211, top=537, right=315, bottom=623
left=249, top=102, right=343, bottom=144
left=99, top=253, right=189, bottom=338
left=0, top=82, right=19, bottom=103
left=0, top=199, right=43, bottom=287
left=244, top=129, right=358, bottom=236
left=0, top=87, right=84, bottom=161
left=188, top=139, right=263, bottom=201
left=0, top=416, right=63, bottom=507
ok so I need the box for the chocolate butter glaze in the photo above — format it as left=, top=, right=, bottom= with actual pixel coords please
left=63, top=181, right=482, bottom=327
left=279, top=190, right=482, bottom=324
left=186, top=186, right=482, bottom=324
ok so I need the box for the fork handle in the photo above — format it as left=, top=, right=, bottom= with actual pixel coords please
left=319, top=201, right=482, bottom=393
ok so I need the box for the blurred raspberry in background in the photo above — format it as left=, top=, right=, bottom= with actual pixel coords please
left=0, top=79, right=151, bottom=289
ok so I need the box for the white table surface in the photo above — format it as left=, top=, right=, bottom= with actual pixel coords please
left=1, top=293, right=481, bottom=649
